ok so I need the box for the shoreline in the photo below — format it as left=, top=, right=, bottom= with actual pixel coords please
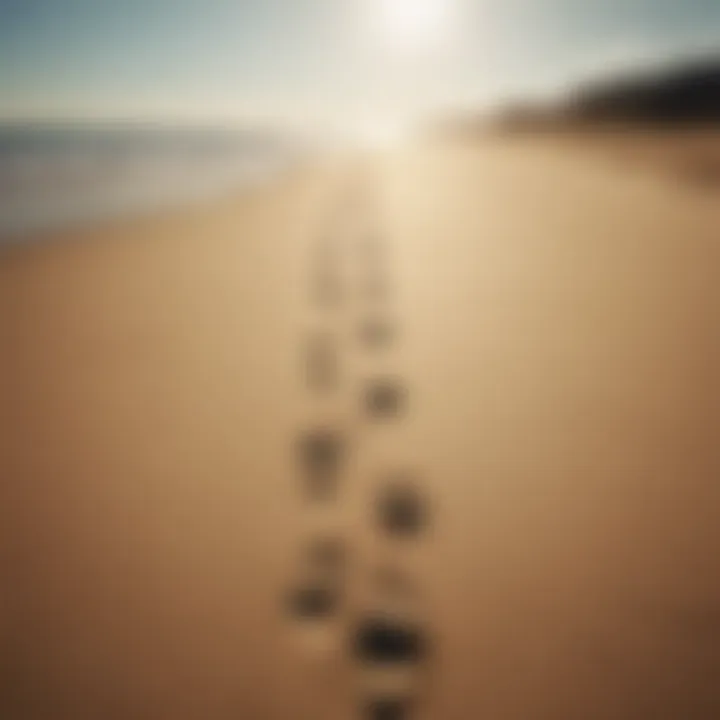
left=0, top=165, right=300, bottom=251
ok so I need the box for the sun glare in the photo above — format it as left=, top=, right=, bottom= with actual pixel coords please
left=375, top=0, right=449, bottom=52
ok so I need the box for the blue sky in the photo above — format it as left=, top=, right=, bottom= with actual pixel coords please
left=0, top=0, right=718, bottom=127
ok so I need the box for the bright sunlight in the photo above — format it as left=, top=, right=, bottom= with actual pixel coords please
left=373, top=0, right=451, bottom=53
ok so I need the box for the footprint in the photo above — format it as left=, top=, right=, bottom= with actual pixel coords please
left=305, top=332, right=338, bottom=392
left=352, top=572, right=430, bottom=714
left=287, top=582, right=340, bottom=621
left=353, top=612, right=427, bottom=666
left=285, top=537, right=349, bottom=642
left=363, top=695, right=412, bottom=720
left=297, top=428, right=346, bottom=500
left=376, top=480, right=429, bottom=538
left=352, top=606, right=430, bottom=717
left=287, top=538, right=347, bottom=620
left=364, top=379, right=407, bottom=420
left=359, top=317, right=395, bottom=349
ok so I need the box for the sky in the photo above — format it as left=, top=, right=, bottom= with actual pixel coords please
left=0, top=0, right=719, bottom=129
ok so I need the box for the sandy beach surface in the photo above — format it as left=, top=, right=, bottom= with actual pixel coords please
left=2, top=137, right=720, bottom=719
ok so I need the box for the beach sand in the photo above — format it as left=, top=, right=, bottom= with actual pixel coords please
left=2, top=137, right=720, bottom=719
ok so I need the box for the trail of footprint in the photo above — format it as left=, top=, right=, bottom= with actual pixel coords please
left=288, top=179, right=434, bottom=720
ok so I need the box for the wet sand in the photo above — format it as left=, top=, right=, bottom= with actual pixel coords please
left=1, top=138, right=720, bottom=719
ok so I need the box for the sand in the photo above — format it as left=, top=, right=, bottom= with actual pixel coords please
left=1, top=138, right=720, bottom=719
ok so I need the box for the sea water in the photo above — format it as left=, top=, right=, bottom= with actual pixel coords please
left=0, top=123, right=300, bottom=242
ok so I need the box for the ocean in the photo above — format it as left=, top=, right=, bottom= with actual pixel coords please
left=0, top=123, right=300, bottom=242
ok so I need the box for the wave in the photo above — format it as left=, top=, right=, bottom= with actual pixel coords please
left=0, top=123, right=300, bottom=242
